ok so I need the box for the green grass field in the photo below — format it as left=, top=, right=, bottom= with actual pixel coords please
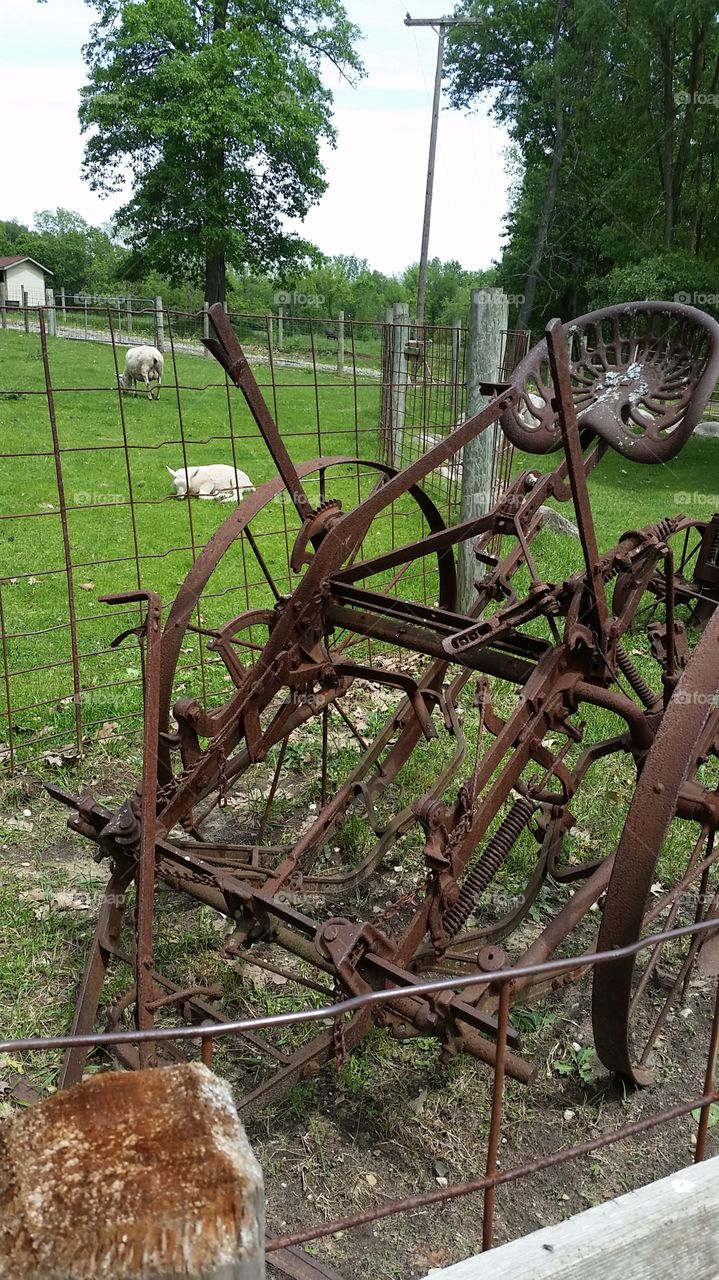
left=0, top=329, right=393, bottom=754
left=1, top=325, right=718, bottom=763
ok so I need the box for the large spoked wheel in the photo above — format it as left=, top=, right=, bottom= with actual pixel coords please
left=153, top=457, right=461, bottom=890
left=593, top=608, right=719, bottom=1085
left=613, top=518, right=719, bottom=633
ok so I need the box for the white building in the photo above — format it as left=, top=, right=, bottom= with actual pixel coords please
left=0, top=256, right=53, bottom=306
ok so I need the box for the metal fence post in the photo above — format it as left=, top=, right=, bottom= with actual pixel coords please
left=337, top=309, right=345, bottom=376
left=450, top=317, right=462, bottom=424
left=45, top=287, right=57, bottom=337
left=391, top=302, right=410, bottom=468
left=155, top=294, right=165, bottom=353
left=458, top=287, right=509, bottom=611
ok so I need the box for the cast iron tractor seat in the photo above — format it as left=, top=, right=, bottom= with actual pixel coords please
left=500, top=301, right=719, bottom=462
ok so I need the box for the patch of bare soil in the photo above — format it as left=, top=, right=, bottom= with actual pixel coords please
left=2, top=756, right=717, bottom=1280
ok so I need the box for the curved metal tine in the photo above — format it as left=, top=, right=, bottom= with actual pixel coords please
left=204, top=302, right=314, bottom=526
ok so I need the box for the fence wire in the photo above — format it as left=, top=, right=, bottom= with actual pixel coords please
left=0, top=304, right=467, bottom=768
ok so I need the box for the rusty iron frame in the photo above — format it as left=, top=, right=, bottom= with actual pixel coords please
left=38, top=297, right=719, bottom=1112
left=7, top=298, right=719, bottom=1272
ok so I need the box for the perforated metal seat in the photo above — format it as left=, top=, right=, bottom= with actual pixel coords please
left=500, top=301, right=719, bottom=462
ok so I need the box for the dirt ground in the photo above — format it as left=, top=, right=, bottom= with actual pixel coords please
left=1, top=763, right=718, bottom=1280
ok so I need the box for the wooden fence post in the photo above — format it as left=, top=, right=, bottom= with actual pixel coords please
left=22, top=288, right=30, bottom=334
left=0, top=1063, right=265, bottom=1279
left=126, top=296, right=133, bottom=336
left=391, top=301, right=410, bottom=468
left=203, top=301, right=211, bottom=356
left=84, top=298, right=89, bottom=341
left=0, top=282, right=6, bottom=330
left=45, top=287, right=57, bottom=337
left=278, top=305, right=284, bottom=349
left=60, top=286, right=66, bottom=323
left=337, top=309, right=345, bottom=375
left=458, top=287, right=509, bottom=611
left=155, top=294, right=165, bottom=353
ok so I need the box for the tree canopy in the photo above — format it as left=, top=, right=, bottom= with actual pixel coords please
left=446, top=0, right=719, bottom=333
left=78, top=0, right=364, bottom=303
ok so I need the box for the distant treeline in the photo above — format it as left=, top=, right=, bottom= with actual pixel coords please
left=0, top=209, right=496, bottom=328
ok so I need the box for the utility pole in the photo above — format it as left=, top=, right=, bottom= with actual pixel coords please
left=405, top=13, right=482, bottom=330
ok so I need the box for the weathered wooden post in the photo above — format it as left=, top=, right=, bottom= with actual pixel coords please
left=155, top=294, right=165, bottom=353
left=458, top=287, right=509, bottom=611
left=0, top=1062, right=265, bottom=1279
left=337, top=309, right=345, bottom=375
left=126, top=296, right=133, bottom=336
left=22, top=288, right=30, bottom=334
left=203, top=301, right=211, bottom=357
left=391, top=301, right=410, bottom=468
left=45, top=287, right=57, bottom=337
left=277, top=305, right=284, bottom=349
left=60, top=286, right=67, bottom=323
left=83, top=297, right=89, bottom=340
left=0, top=282, right=7, bottom=330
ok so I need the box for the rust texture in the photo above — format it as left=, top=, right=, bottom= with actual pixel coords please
left=12, top=296, right=719, bottom=1261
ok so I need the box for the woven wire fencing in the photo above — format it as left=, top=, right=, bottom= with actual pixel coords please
left=379, top=321, right=530, bottom=521
left=2, top=916, right=719, bottom=1269
left=0, top=304, right=468, bottom=770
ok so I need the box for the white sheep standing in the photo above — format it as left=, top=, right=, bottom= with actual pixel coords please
left=118, top=345, right=164, bottom=400
left=167, top=464, right=255, bottom=502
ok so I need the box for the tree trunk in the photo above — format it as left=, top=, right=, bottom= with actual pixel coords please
left=516, top=0, right=568, bottom=332
left=204, top=0, right=229, bottom=307
left=660, top=27, right=676, bottom=248
left=204, top=253, right=227, bottom=306
left=516, top=120, right=566, bottom=331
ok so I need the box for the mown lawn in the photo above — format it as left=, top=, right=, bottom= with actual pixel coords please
left=1, top=324, right=718, bottom=761
left=0, top=329, right=391, bottom=754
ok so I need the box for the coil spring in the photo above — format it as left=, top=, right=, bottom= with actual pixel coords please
left=442, top=796, right=536, bottom=940
left=616, top=643, right=659, bottom=709
left=650, top=516, right=676, bottom=543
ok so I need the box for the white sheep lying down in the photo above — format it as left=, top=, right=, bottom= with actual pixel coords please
left=118, top=345, right=164, bottom=399
left=167, top=464, right=255, bottom=501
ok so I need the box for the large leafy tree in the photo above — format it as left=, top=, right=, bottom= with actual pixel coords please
left=447, top=0, right=719, bottom=333
left=17, top=209, right=122, bottom=295
left=77, top=0, right=363, bottom=303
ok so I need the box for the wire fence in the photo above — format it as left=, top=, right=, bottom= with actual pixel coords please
left=2, top=915, right=718, bottom=1268
left=0, top=303, right=495, bottom=770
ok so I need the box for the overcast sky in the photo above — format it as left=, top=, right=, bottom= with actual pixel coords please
left=1, top=0, right=510, bottom=276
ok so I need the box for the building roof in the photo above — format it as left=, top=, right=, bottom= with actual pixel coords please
left=0, top=255, right=53, bottom=275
